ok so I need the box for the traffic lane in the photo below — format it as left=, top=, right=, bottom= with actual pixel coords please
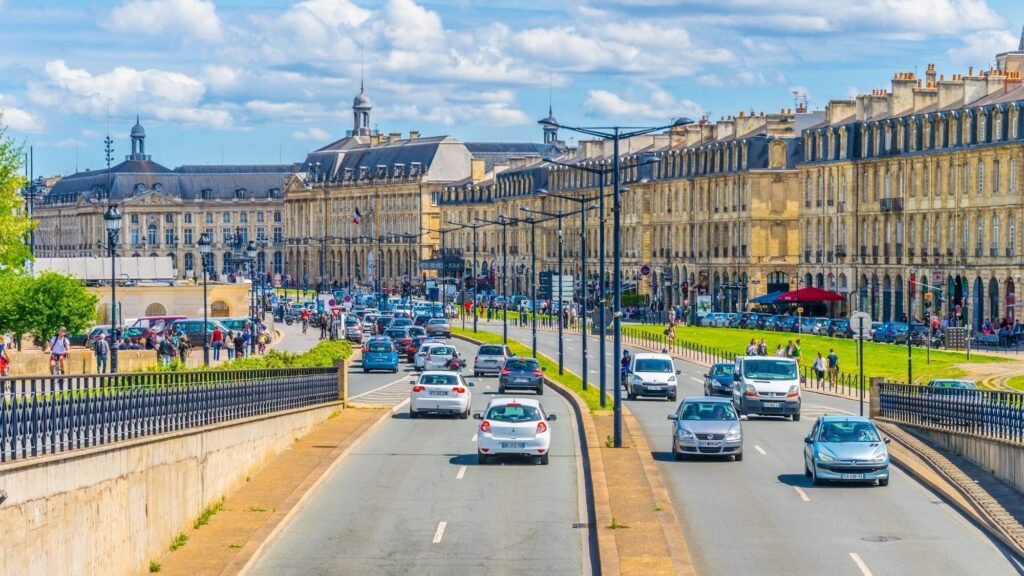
left=485, top=324, right=1020, bottom=576
left=250, top=339, right=583, bottom=576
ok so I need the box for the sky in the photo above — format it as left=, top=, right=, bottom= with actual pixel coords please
left=2, top=0, right=1024, bottom=177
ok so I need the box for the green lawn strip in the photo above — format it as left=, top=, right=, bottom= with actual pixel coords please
left=452, top=327, right=608, bottom=412
left=622, top=324, right=1008, bottom=385
left=1005, top=376, right=1024, bottom=391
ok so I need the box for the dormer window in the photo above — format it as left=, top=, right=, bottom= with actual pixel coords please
left=268, top=188, right=281, bottom=198
left=410, top=162, right=422, bottom=177
left=343, top=168, right=354, bottom=181
left=134, top=183, right=147, bottom=193
left=358, top=166, right=369, bottom=180
left=394, top=163, right=405, bottom=178
left=153, top=183, right=163, bottom=193
left=235, top=188, right=247, bottom=200
left=201, top=188, right=213, bottom=200
left=376, top=164, right=387, bottom=179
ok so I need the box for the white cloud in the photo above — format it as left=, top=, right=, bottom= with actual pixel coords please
left=54, top=138, right=86, bottom=148
left=697, top=74, right=724, bottom=87
left=0, top=106, right=44, bottom=132
left=81, top=129, right=98, bottom=138
left=583, top=84, right=703, bottom=121
left=950, top=29, right=1019, bottom=64
left=292, top=127, right=330, bottom=141
left=107, top=0, right=223, bottom=42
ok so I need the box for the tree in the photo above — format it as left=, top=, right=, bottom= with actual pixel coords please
left=0, top=123, right=34, bottom=273
left=19, top=272, right=98, bottom=346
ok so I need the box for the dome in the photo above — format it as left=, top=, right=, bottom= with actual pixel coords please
left=131, top=121, right=146, bottom=138
left=353, top=89, right=372, bottom=109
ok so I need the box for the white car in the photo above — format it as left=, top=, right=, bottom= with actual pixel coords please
left=474, top=397, right=556, bottom=465
left=409, top=371, right=474, bottom=419
left=626, top=352, right=680, bottom=401
left=423, top=344, right=458, bottom=371
left=415, top=342, right=446, bottom=371
left=473, top=343, right=511, bottom=376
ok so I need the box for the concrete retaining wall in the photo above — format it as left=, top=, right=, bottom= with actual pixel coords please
left=904, top=426, right=1024, bottom=495
left=0, top=402, right=342, bottom=576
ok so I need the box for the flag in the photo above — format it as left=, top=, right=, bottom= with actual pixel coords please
left=353, top=207, right=362, bottom=224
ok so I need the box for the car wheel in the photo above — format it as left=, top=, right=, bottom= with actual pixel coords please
left=627, top=388, right=636, bottom=400
left=734, top=452, right=743, bottom=462
left=478, top=452, right=489, bottom=465
left=539, top=453, right=549, bottom=465
left=879, top=477, right=889, bottom=487
left=459, top=408, right=469, bottom=420
left=536, top=384, right=544, bottom=395
left=792, top=413, right=801, bottom=422
left=363, top=368, right=369, bottom=373
left=668, top=394, right=677, bottom=402
left=672, top=444, right=684, bottom=461
left=804, top=461, right=811, bottom=477
left=409, top=408, right=419, bottom=419
left=811, top=464, right=823, bottom=486
left=393, top=368, right=398, bottom=373
left=498, top=385, right=506, bottom=394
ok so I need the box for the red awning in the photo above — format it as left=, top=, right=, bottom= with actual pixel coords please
left=776, top=287, right=846, bottom=303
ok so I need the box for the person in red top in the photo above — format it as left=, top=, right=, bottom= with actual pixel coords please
left=300, top=309, right=311, bottom=334
left=211, top=325, right=224, bottom=361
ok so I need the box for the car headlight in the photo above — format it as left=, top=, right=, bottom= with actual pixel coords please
left=817, top=451, right=835, bottom=463
left=675, top=428, right=694, bottom=440
left=870, top=453, right=887, bottom=463
left=725, top=428, right=742, bottom=441
left=632, top=375, right=643, bottom=385
left=788, top=384, right=800, bottom=396
left=668, top=375, right=676, bottom=383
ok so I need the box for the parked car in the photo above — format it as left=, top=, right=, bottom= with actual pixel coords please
left=498, top=356, right=545, bottom=395
left=668, top=396, right=745, bottom=461
left=219, top=317, right=253, bottom=333
left=703, top=363, right=736, bottom=397
left=827, top=319, right=852, bottom=338
left=871, top=322, right=893, bottom=343
left=362, top=337, right=399, bottom=373
left=473, top=343, right=512, bottom=377
left=804, top=416, right=889, bottom=486
left=809, top=317, right=829, bottom=335
left=626, top=352, right=680, bottom=401
left=474, top=397, right=556, bottom=465
left=169, top=319, right=229, bottom=344
left=87, top=325, right=113, bottom=349
left=408, top=371, right=474, bottom=419
left=426, top=318, right=452, bottom=338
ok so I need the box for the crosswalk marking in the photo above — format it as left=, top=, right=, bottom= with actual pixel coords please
left=350, top=381, right=412, bottom=407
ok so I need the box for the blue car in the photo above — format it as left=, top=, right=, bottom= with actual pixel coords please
left=703, top=363, right=735, bottom=397
left=362, top=337, right=400, bottom=373
left=804, top=416, right=890, bottom=487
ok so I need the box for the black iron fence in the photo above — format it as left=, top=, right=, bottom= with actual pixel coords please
left=0, top=367, right=339, bottom=462
left=878, top=382, right=1024, bottom=444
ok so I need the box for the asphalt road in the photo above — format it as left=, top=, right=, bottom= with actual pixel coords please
left=476, top=320, right=1024, bottom=576
left=249, top=337, right=588, bottom=576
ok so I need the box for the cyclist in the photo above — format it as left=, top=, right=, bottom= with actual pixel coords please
left=620, top=350, right=632, bottom=388
left=47, top=326, right=71, bottom=375
left=300, top=308, right=311, bottom=334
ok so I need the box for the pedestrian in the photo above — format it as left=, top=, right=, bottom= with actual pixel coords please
left=257, top=329, right=268, bottom=354
left=225, top=331, right=235, bottom=359
left=157, top=335, right=176, bottom=367
left=211, top=325, right=224, bottom=361
left=94, top=334, right=110, bottom=374
left=791, top=339, right=802, bottom=363
left=775, top=344, right=785, bottom=357
left=812, top=352, right=826, bottom=387
left=827, top=348, right=839, bottom=387
left=178, top=331, right=190, bottom=364
left=320, top=312, right=328, bottom=340
left=0, top=333, right=10, bottom=377
left=785, top=339, right=794, bottom=357
left=233, top=331, right=246, bottom=359
left=242, top=324, right=252, bottom=356
left=757, top=338, right=768, bottom=356
left=745, top=338, right=757, bottom=355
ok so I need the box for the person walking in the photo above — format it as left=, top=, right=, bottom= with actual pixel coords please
left=791, top=339, right=802, bottom=363
left=211, top=325, right=224, bottom=361
left=233, top=331, right=246, bottom=359
left=177, top=331, right=190, bottom=364
left=94, top=333, right=110, bottom=374
left=784, top=340, right=794, bottom=358
left=812, top=352, right=826, bottom=387
left=226, top=331, right=236, bottom=360
left=757, top=338, right=768, bottom=356
left=827, top=348, right=839, bottom=387
left=157, top=335, right=176, bottom=367
left=745, top=339, right=758, bottom=355
left=0, top=332, right=10, bottom=376
left=775, top=344, right=785, bottom=357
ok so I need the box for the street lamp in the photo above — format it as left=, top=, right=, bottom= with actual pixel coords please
left=246, top=240, right=257, bottom=355
left=451, top=220, right=488, bottom=333
left=423, top=226, right=461, bottom=310
left=103, top=204, right=122, bottom=373
left=198, top=232, right=212, bottom=366
left=540, top=115, right=692, bottom=447
left=475, top=215, right=517, bottom=344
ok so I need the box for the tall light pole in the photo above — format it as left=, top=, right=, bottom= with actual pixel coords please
left=540, top=116, right=692, bottom=447
left=423, top=225, right=462, bottom=309
left=475, top=215, right=516, bottom=344
left=246, top=240, right=257, bottom=355
left=452, top=220, right=487, bottom=333
left=198, top=232, right=212, bottom=366
left=103, top=205, right=122, bottom=373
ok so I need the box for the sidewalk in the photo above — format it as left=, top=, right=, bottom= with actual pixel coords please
left=153, top=406, right=389, bottom=576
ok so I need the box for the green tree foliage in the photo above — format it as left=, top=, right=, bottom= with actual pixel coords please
left=0, top=123, right=34, bottom=273
left=17, top=272, right=98, bottom=345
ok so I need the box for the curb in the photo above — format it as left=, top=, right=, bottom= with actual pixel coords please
left=232, top=405, right=395, bottom=575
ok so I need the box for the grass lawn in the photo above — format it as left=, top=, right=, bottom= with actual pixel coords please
left=624, top=324, right=1009, bottom=385
left=1005, top=375, right=1024, bottom=391
left=452, top=327, right=608, bottom=412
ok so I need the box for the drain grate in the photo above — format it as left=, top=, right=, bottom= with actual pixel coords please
left=861, top=536, right=901, bottom=543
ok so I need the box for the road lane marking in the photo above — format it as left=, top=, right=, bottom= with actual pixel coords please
left=471, top=433, right=478, bottom=442
left=849, top=552, right=872, bottom=576
left=433, top=521, right=447, bottom=544
left=754, top=445, right=767, bottom=455
left=689, top=376, right=703, bottom=384
left=456, top=466, right=466, bottom=480
left=793, top=487, right=811, bottom=502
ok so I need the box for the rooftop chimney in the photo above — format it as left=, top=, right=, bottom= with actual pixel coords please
left=409, top=130, right=420, bottom=140
left=926, top=63, right=937, bottom=86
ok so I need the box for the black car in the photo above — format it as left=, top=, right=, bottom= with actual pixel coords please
left=375, top=315, right=395, bottom=334
left=413, top=314, right=433, bottom=327
left=703, top=363, right=736, bottom=397
left=383, top=327, right=414, bottom=359
left=499, top=356, right=545, bottom=395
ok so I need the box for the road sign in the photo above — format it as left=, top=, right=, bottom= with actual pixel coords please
left=850, top=311, right=872, bottom=335
left=796, top=307, right=804, bottom=315
left=640, top=265, right=651, bottom=276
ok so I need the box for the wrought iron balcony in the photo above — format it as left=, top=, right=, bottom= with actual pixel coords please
left=880, top=197, right=904, bottom=213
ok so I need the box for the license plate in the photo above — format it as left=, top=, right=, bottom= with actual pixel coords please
left=763, top=402, right=781, bottom=408
left=841, top=473, right=864, bottom=480
left=501, top=442, right=526, bottom=449
left=648, top=386, right=664, bottom=391
left=515, top=378, right=529, bottom=383
left=699, top=441, right=721, bottom=447
left=429, top=391, right=447, bottom=396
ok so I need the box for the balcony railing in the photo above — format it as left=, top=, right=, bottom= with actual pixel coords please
left=880, top=197, right=905, bottom=213
left=991, top=246, right=999, bottom=258
left=1007, top=247, right=1016, bottom=258
left=836, top=244, right=847, bottom=258
left=837, top=201, right=846, bottom=213
left=804, top=250, right=812, bottom=262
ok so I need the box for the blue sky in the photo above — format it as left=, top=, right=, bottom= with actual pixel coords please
left=2, top=0, right=1023, bottom=177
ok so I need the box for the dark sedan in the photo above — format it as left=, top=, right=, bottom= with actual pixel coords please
left=703, top=363, right=736, bottom=397
left=383, top=327, right=414, bottom=359
left=498, top=356, right=545, bottom=395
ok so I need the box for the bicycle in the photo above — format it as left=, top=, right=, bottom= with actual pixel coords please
left=50, top=353, right=65, bottom=376
left=302, top=319, right=309, bottom=334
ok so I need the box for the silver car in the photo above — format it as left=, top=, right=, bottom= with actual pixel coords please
left=668, top=396, right=745, bottom=461
left=426, top=318, right=452, bottom=338
left=423, top=344, right=458, bottom=371
left=473, top=344, right=511, bottom=377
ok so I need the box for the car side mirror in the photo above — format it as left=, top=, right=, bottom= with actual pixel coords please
left=883, top=437, right=891, bottom=444
left=675, top=369, right=681, bottom=375
left=804, top=436, right=813, bottom=444
left=667, top=414, right=678, bottom=420
left=547, top=414, right=557, bottom=421
left=703, top=373, right=709, bottom=378
left=467, top=382, right=475, bottom=387
left=473, top=413, right=483, bottom=420
left=733, top=372, right=741, bottom=381
left=739, top=415, right=748, bottom=421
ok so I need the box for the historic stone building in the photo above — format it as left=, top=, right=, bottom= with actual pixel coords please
left=34, top=118, right=295, bottom=281
left=799, top=35, right=1024, bottom=328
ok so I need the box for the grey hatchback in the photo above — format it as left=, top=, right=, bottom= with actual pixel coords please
left=668, top=396, right=745, bottom=461
left=498, top=357, right=545, bottom=395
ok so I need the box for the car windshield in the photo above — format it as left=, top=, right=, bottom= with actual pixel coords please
left=743, top=359, right=798, bottom=380
left=678, top=402, right=737, bottom=421
left=428, top=319, right=448, bottom=325
left=431, top=347, right=454, bottom=355
left=479, top=345, right=505, bottom=355
left=711, top=364, right=734, bottom=376
left=420, top=374, right=458, bottom=385
left=506, top=359, right=539, bottom=370
left=818, top=421, right=881, bottom=443
left=367, top=343, right=394, bottom=353
left=634, top=359, right=673, bottom=373
left=385, top=330, right=407, bottom=338
left=487, top=404, right=542, bottom=422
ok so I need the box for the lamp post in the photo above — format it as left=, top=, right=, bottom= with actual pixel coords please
left=475, top=215, right=517, bottom=344
left=103, top=204, right=122, bottom=373
left=540, top=116, right=692, bottom=447
left=423, top=226, right=461, bottom=310
left=452, top=221, right=487, bottom=333
left=246, top=240, right=258, bottom=355
left=198, top=232, right=212, bottom=366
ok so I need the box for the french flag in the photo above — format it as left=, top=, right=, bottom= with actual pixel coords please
left=353, top=207, right=362, bottom=224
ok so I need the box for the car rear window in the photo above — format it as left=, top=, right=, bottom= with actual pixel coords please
left=385, top=329, right=407, bottom=338
left=368, top=343, right=394, bottom=352
left=420, top=374, right=458, bottom=385
left=486, top=404, right=542, bottom=422
left=505, top=359, right=539, bottom=370
left=430, top=347, right=454, bottom=355
left=428, top=319, right=447, bottom=324
left=479, top=345, right=505, bottom=355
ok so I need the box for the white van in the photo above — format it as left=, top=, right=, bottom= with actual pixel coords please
left=626, top=352, right=680, bottom=401
left=731, top=356, right=801, bottom=421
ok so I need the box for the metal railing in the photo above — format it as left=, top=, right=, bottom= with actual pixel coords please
left=0, top=367, right=339, bottom=462
left=878, top=382, right=1024, bottom=444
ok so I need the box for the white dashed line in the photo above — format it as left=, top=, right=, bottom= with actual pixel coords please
left=754, top=445, right=767, bottom=455
left=849, top=552, right=872, bottom=576
left=793, top=487, right=811, bottom=502
left=471, top=433, right=478, bottom=443
left=456, top=466, right=466, bottom=480
left=689, top=376, right=703, bottom=384
left=433, top=521, right=447, bottom=544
